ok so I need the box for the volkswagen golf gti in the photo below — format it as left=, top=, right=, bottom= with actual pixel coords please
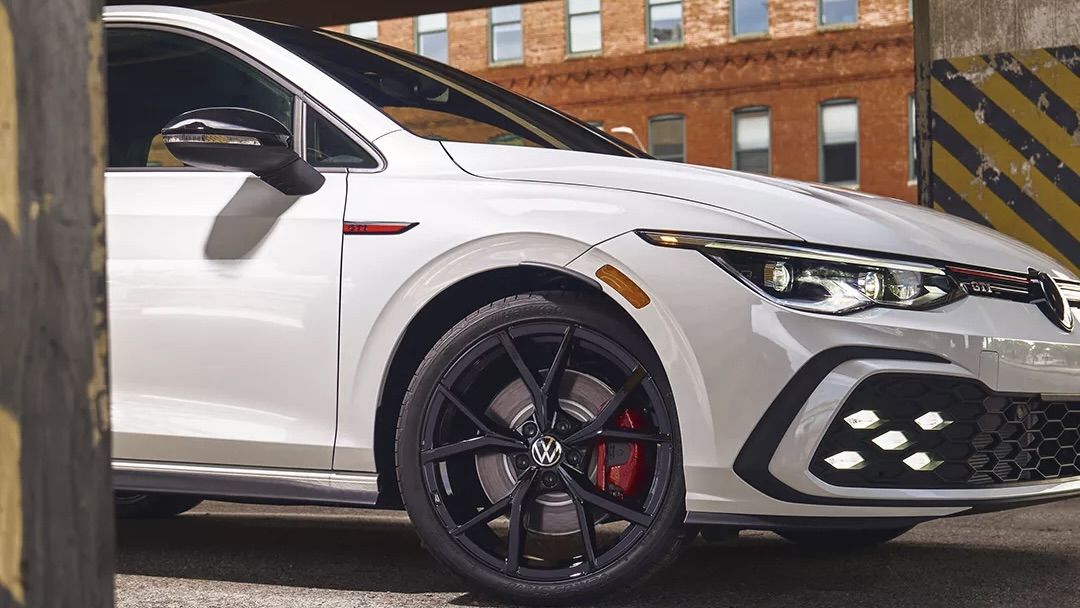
left=105, top=6, right=1080, bottom=604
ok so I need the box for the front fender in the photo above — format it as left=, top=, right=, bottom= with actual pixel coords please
left=333, top=231, right=594, bottom=471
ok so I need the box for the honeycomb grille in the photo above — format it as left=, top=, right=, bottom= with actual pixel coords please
left=811, top=374, right=1080, bottom=488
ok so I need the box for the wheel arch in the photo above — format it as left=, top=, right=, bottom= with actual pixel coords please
left=371, top=264, right=642, bottom=506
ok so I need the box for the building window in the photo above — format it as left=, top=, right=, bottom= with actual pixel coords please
left=346, top=21, right=378, bottom=40
left=647, top=0, right=683, bottom=47
left=732, top=0, right=768, bottom=37
left=909, top=94, right=917, bottom=182
left=820, top=99, right=858, bottom=185
left=490, top=5, right=523, bottom=63
left=567, top=0, right=602, bottom=54
left=733, top=107, right=770, bottom=174
left=649, top=114, right=685, bottom=162
left=819, top=0, right=857, bottom=26
left=416, top=13, right=449, bottom=63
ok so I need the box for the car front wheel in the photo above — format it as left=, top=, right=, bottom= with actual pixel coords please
left=396, top=292, right=689, bottom=605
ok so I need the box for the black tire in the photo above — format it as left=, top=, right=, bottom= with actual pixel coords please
left=114, top=492, right=204, bottom=519
left=396, top=292, right=689, bottom=605
left=776, top=526, right=912, bottom=548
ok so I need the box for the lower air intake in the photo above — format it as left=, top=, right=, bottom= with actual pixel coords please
left=811, top=374, right=1080, bottom=488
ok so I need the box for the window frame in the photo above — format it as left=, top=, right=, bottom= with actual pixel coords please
left=104, top=22, right=383, bottom=173
left=648, top=113, right=686, bottom=162
left=646, top=0, right=684, bottom=48
left=566, top=0, right=603, bottom=56
left=817, top=0, right=858, bottom=28
left=731, top=0, right=770, bottom=39
left=818, top=98, right=859, bottom=187
left=489, top=4, right=524, bottom=65
left=415, top=13, right=450, bottom=63
left=345, top=20, right=379, bottom=41
left=908, top=93, right=917, bottom=184
left=731, top=105, right=771, bottom=175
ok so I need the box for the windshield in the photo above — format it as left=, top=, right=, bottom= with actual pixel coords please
left=230, top=17, right=644, bottom=158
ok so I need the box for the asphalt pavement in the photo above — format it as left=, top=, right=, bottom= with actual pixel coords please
left=116, top=498, right=1080, bottom=607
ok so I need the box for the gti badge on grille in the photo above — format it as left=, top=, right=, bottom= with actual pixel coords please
left=1032, top=270, right=1074, bottom=332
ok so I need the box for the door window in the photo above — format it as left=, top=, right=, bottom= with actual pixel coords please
left=106, top=28, right=294, bottom=169
left=235, top=17, right=641, bottom=158
left=305, top=109, right=379, bottom=168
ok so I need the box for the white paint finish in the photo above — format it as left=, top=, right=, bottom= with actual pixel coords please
left=332, top=132, right=796, bottom=471
left=107, top=172, right=346, bottom=469
left=979, top=350, right=1000, bottom=388
left=444, top=142, right=1075, bottom=278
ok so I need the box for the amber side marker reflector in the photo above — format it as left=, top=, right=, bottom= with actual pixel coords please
left=343, top=222, right=418, bottom=235
left=596, top=264, right=651, bottom=309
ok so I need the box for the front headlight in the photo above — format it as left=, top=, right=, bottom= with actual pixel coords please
left=638, top=231, right=965, bottom=314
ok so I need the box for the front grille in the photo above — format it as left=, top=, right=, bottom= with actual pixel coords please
left=811, top=374, right=1080, bottom=488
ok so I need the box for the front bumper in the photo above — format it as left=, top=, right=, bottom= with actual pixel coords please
left=569, top=232, right=1080, bottom=520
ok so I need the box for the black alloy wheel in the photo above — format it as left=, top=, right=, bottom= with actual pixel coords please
left=397, top=292, right=688, bottom=605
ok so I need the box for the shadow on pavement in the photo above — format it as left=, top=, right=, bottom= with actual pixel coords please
left=116, top=506, right=1080, bottom=607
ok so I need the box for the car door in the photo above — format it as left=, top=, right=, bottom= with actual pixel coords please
left=105, top=26, right=358, bottom=470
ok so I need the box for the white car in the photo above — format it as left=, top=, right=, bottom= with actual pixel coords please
left=105, top=6, right=1080, bottom=604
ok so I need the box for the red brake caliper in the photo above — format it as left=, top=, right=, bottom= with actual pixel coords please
left=595, top=409, right=647, bottom=499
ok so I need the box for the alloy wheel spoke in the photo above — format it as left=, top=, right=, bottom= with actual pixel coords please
left=504, top=468, right=538, bottom=574
left=541, top=324, right=576, bottom=428
left=560, top=465, right=653, bottom=528
left=450, top=493, right=513, bottom=537
left=437, top=383, right=506, bottom=437
left=497, top=331, right=548, bottom=433
left=564, top=366, right=648, bottom=446
left=569, top=491, right=598, bottom=571
left=422, top=434, right=524, bottom=464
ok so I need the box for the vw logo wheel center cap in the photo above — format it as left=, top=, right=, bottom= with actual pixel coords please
left=530, top=435, right=564, bottom=467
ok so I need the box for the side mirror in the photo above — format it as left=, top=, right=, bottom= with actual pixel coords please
left=161, top=107, right=325, bottom=196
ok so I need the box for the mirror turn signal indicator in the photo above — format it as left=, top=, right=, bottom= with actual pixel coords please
left=596, top=264, right=651, bottom=309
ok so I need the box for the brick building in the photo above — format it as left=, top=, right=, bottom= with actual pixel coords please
left=331, top=0, right=918, bottom=202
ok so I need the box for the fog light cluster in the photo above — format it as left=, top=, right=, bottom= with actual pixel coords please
left=814, top=374, right=1080, bottom=488
left=824, top=410, right=954, bottom=472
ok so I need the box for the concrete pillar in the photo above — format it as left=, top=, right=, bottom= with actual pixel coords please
left=914, top=0, right=1079, bottom=273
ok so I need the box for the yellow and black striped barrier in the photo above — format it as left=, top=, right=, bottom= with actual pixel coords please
left=930, top=46, right=1079, bottom=275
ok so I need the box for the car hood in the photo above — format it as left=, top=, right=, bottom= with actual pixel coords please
left=443, top=143, right=1075, bottom=277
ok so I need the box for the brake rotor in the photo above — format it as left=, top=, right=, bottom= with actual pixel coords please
left=475, top=370, right=611, bottom=536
